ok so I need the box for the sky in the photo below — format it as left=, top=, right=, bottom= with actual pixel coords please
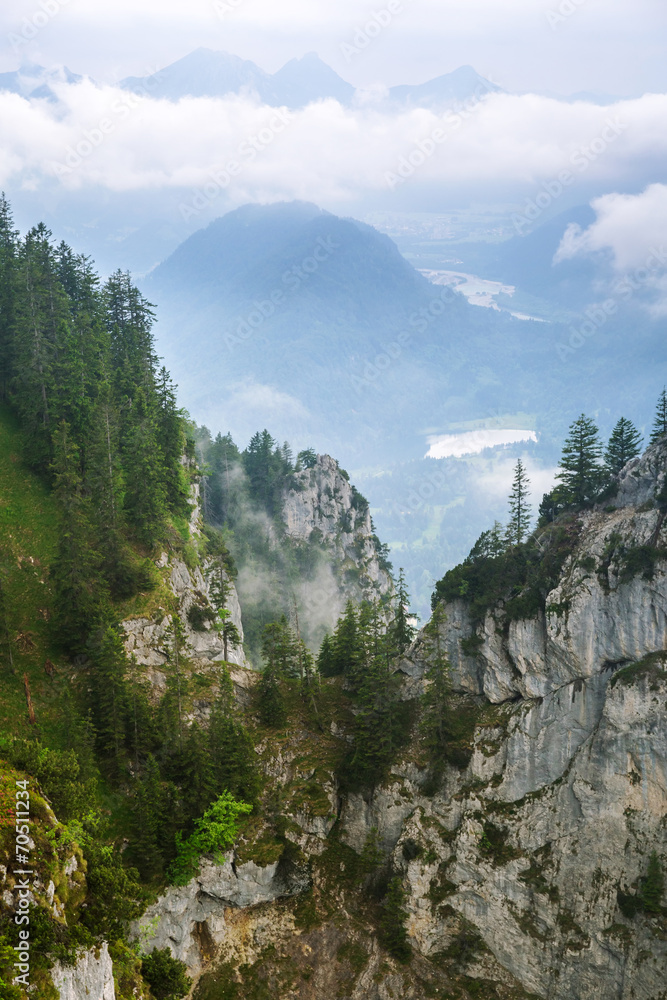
left=1, top=0, right=666, bottom=95
left=0, top=0, right=666, bottom=280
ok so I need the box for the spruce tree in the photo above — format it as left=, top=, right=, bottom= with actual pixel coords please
left=641, top=850, right=664, bottom=914
left=391, top=569, right=417, bottom=656
left=88, top=625, right=130, bottom=780
left=0, top=194, right=18, bottom=402
left=380, top=876, right=412, bottom=963
left=605, top=417, right=643, bottom=475
left=421, top=602, right=451, bottom=758
left=122, top=387, right=168, bottom=545
left=50, top=421, right=106, bottom=649
left=555, top=414, right=606, bottom=507
left=650, top=388, right=667, bottom=443
left=507, top=459, right=531, bottom=545
left=164, top=614, right=188, bottom=749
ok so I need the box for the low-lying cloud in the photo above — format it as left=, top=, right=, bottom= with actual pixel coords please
left=1, top=80, right=667, bottom=207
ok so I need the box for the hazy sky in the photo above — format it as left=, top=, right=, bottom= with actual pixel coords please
left=1, top=0, right=666, bottom=96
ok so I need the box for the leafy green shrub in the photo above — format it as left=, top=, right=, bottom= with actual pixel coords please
left=141, top=948, right=191, bottom=1000
left=168, top=792, right=252, bottom=885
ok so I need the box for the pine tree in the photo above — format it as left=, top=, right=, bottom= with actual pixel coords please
left=122, top=387, right=168, bottom=544
left=88, top=625, right=130, bottom=780
left=390, top=570, right=417, bottom=656
left=316, top=634, right=336, bottom=676
left=380, top=876, right=412, bottom=963
left=131, top=756, right=167, bottom=878
left=641, top=850, right=664, bottom=914
left=650, top=388, right=667, bottom=443
left=50, top=421, right=106, bottom=649
left=605, top=417, right=643, bottom=475
left=213, top=609, right=241, bottom=662
left=421, top=602, right=451, bottom=757
left=0, top=194, right=18, bottom=402
left=507, top=459, right=531, bottom=545
left=555, top=414, right=607, bottom=507
left=208, top=668, right=260, bottom=803
left=164, top=614, right=188, bottom=749
left=258, top=621, right=289, bottom=726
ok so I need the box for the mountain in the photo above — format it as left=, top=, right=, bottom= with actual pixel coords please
left=0, top=63, right=83, bottom=100
left=120, top=47, right=270, bottom=101
left=120, top=49, right=500, bottom=110
left=388, top=64, right=503, bottom=108
left=145, top=200, right=544, bottom=461
left=120, top=47, right=355, bottom=107
left=268, top=51, right=355, bottom=106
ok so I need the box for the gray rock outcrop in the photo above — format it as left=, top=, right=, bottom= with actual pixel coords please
left=51, top=942, right=116, bottom=1000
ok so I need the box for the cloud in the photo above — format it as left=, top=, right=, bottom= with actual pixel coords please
left=0, top=80, right=666, bottom=209
left=426, top=429, right=538, bottom=459
left=554, top=183, right=667, bottom=270
left=475, top=458, right=558, bottom=508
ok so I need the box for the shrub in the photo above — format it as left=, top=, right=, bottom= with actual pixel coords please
left=168, top=792, right=252, bottom=886
left=141, top=948, right=191, bottom=1000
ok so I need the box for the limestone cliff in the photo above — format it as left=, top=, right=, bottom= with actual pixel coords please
left=281, top=454, right=394, bottom=615
left=135, top=441, right=667, bottom=1000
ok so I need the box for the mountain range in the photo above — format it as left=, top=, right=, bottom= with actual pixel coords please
left=120, top=48, right=500, bottom=109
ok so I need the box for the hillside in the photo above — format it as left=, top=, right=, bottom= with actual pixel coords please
left=131, top=432, right=667, bottom=1000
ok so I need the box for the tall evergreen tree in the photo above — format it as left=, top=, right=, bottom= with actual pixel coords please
left=390, top=569, right=417, bottom=656
left=605, top=417, right=643, bottom=475
left=122, top=387, right=168, bottom=544
left=507, top=459, right=531, bottom=545
left=88, top=625, right=130, bottom=780
left=0, top=194, right=18, bottom=402
left=555, top=414, right=607, bottom=506
left=650, top=388, right=667, bottom=443
left=50, top=421, right=106, bottom=649
left=420, top=602, right=451, bottom=758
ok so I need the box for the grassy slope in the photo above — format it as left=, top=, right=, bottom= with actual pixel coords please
left=0, top=404, right=62, bottom=744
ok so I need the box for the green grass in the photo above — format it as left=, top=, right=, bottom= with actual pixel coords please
left=0, top=405, right=62, bottom=742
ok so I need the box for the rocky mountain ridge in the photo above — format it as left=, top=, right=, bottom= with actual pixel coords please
left=48, top=440, right=667, bottom=1000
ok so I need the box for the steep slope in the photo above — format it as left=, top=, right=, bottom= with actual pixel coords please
left=132, top=439, right=666, bottom=1000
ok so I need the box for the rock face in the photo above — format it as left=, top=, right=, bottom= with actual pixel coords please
left=81, top=441, right=667, bottom=999
left=122, top=555, right=247, bottom=671
left=282, top=454, right=393, bottom=613
left=51, top=942, right=116, bottom=1000
left=342, top=439, right=667, bottom=1000
left=134, top=853, right=308, bottom=977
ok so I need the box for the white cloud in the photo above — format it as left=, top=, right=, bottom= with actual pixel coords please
left=425, top=429, right=538, bottom=459
left=475, top=458, right=558, bottom=508
left=554, top=183, right=667, bottom=270
left=1, top=81, right=666, bottom=208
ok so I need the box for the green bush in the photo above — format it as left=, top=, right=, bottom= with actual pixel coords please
left=141, top=948, right=191, bottom=1000
left=168, top=792, right=252, bottom=885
